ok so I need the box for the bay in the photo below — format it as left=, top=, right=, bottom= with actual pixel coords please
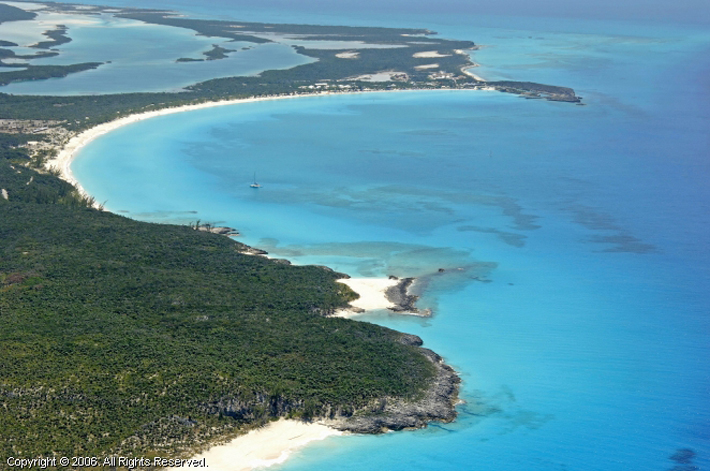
left=66, top=3, right=710, bottom=470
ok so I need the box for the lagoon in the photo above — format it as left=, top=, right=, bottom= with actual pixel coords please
left=0, top=12, right=315, bottom=95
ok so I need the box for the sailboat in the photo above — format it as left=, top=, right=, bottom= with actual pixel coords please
left=249, top=172, right=261, bottom=188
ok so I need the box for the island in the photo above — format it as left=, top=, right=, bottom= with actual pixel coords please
left=0, top=0, right=581, bottom=467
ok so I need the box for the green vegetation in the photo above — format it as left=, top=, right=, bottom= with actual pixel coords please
left=203, top=44, right=235, bottom=60
left=116, top=12, right=272, bottom=44
left=117, top=10, right=477, bottom=79
left=193, top=43, right=474, bottom=91
left=0, top=133, right=39, bottom=164
left=0, top=143, right=436, bottom=460
left=0, top=36, right=478, bottom=131
left=0, top=92, right=216, bottom=130
left=177, top=44, right=235, bottom=62
left=0, top=3, right=36, bottom=24
left=0, top=62, right=103, bottom=86
left=0, top=2, right=578, bottom=107
left=0, top=133, right=35, bottom=149
left=0, top=2, right=581, bottom=463
left=0, top=48, right=60, bottom=66
left=0, top=134, right=90, bottom=205
left=0, top=48, right=15, bottom=60
left=30, top=25, right=72, bottom=49
left=117, top=11, right=434, bottom=43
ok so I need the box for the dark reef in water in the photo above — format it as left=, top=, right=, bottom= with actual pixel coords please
left=668, top=448, right=699, bottom=471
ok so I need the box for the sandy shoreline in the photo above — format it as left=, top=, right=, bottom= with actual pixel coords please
left=44, top=90, right=441, bottom=469
left=462, top=63, right=486, bottom=82
left=336, top=277, right=399, bottom=315
left=46, top=91, right=427, bottom=318
left=335, top=277, right=424, bottom=317
left=47, top=93, right=341, bottom=200
left=164, top=277, right=406, bottom=470
left=166, top=419, right=342, bottom=471
left=46, top=88, right=495, bottom=201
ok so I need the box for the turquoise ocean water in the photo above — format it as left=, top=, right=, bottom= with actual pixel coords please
left=0, top=12, right=313, bottom=95
left=61, top=1, right=710, bottom=469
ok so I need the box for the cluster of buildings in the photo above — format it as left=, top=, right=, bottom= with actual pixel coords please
left=0, top=119, right=63, bottom=134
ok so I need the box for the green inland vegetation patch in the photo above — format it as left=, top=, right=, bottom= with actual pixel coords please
left=0, top=156, right=436, bottom=457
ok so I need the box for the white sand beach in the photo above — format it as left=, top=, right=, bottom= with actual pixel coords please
left=335, top=277, right=400, bottom=316
left=412, top=50, right=451, bottom=58
left=162, top=277, right=403, bottom=469
left=46, top=94, right=335, bottom=201
left=167, top=419, right=341, bottom=471
left=462, top=68, right=486, bottom=81
left=47, top=89, right=492, bottom=202
left=461, top=60, right=486, bottom=81
left=349, top=71, right=408, bottom=82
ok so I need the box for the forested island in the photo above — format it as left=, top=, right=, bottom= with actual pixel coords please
left=0, top=1, right=580, bottom=466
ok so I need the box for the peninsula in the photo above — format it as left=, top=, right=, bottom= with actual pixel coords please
left=0, top=1, right=580, bottom=468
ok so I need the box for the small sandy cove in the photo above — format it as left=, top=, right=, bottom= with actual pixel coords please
left=167, top=419, right=341, bottom=471
left=165, top=278, right=394, bottom=469
left=335, top=277, right=399, bottom=316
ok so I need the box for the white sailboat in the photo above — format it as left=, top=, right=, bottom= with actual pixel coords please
left=250, top=172, right=261, bottom=188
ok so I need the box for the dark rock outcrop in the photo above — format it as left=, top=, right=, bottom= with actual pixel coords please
left=398, top=333, right=424, bottom=347
left=200, top=336, right=460, bottom=435
left=386, top=277, right=427, bottom=315
left=196, top=224, right=240, bottom=236
left=324, top=347, right=460, bottom=433
left=238, top=246, right=269, bottom=256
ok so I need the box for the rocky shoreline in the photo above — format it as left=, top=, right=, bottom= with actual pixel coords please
left=195, top=224, right=240, bottom=236
left=385, top=277, right=429, bottom=315
left=201, top=238, right=457, bottom=432
left=324, top=333, right=460, bottom=433
left=205, top=334, right=461, bottom=436
left=196, top=261, right=459, bottom=433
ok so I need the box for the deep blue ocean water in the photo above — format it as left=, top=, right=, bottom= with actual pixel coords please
left=63, top=1, right=710, bottom=469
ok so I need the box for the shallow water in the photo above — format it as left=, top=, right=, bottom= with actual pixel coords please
left=68, top=5, right=710, bottom=471
left=0, top=12, right=315, bottom=95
